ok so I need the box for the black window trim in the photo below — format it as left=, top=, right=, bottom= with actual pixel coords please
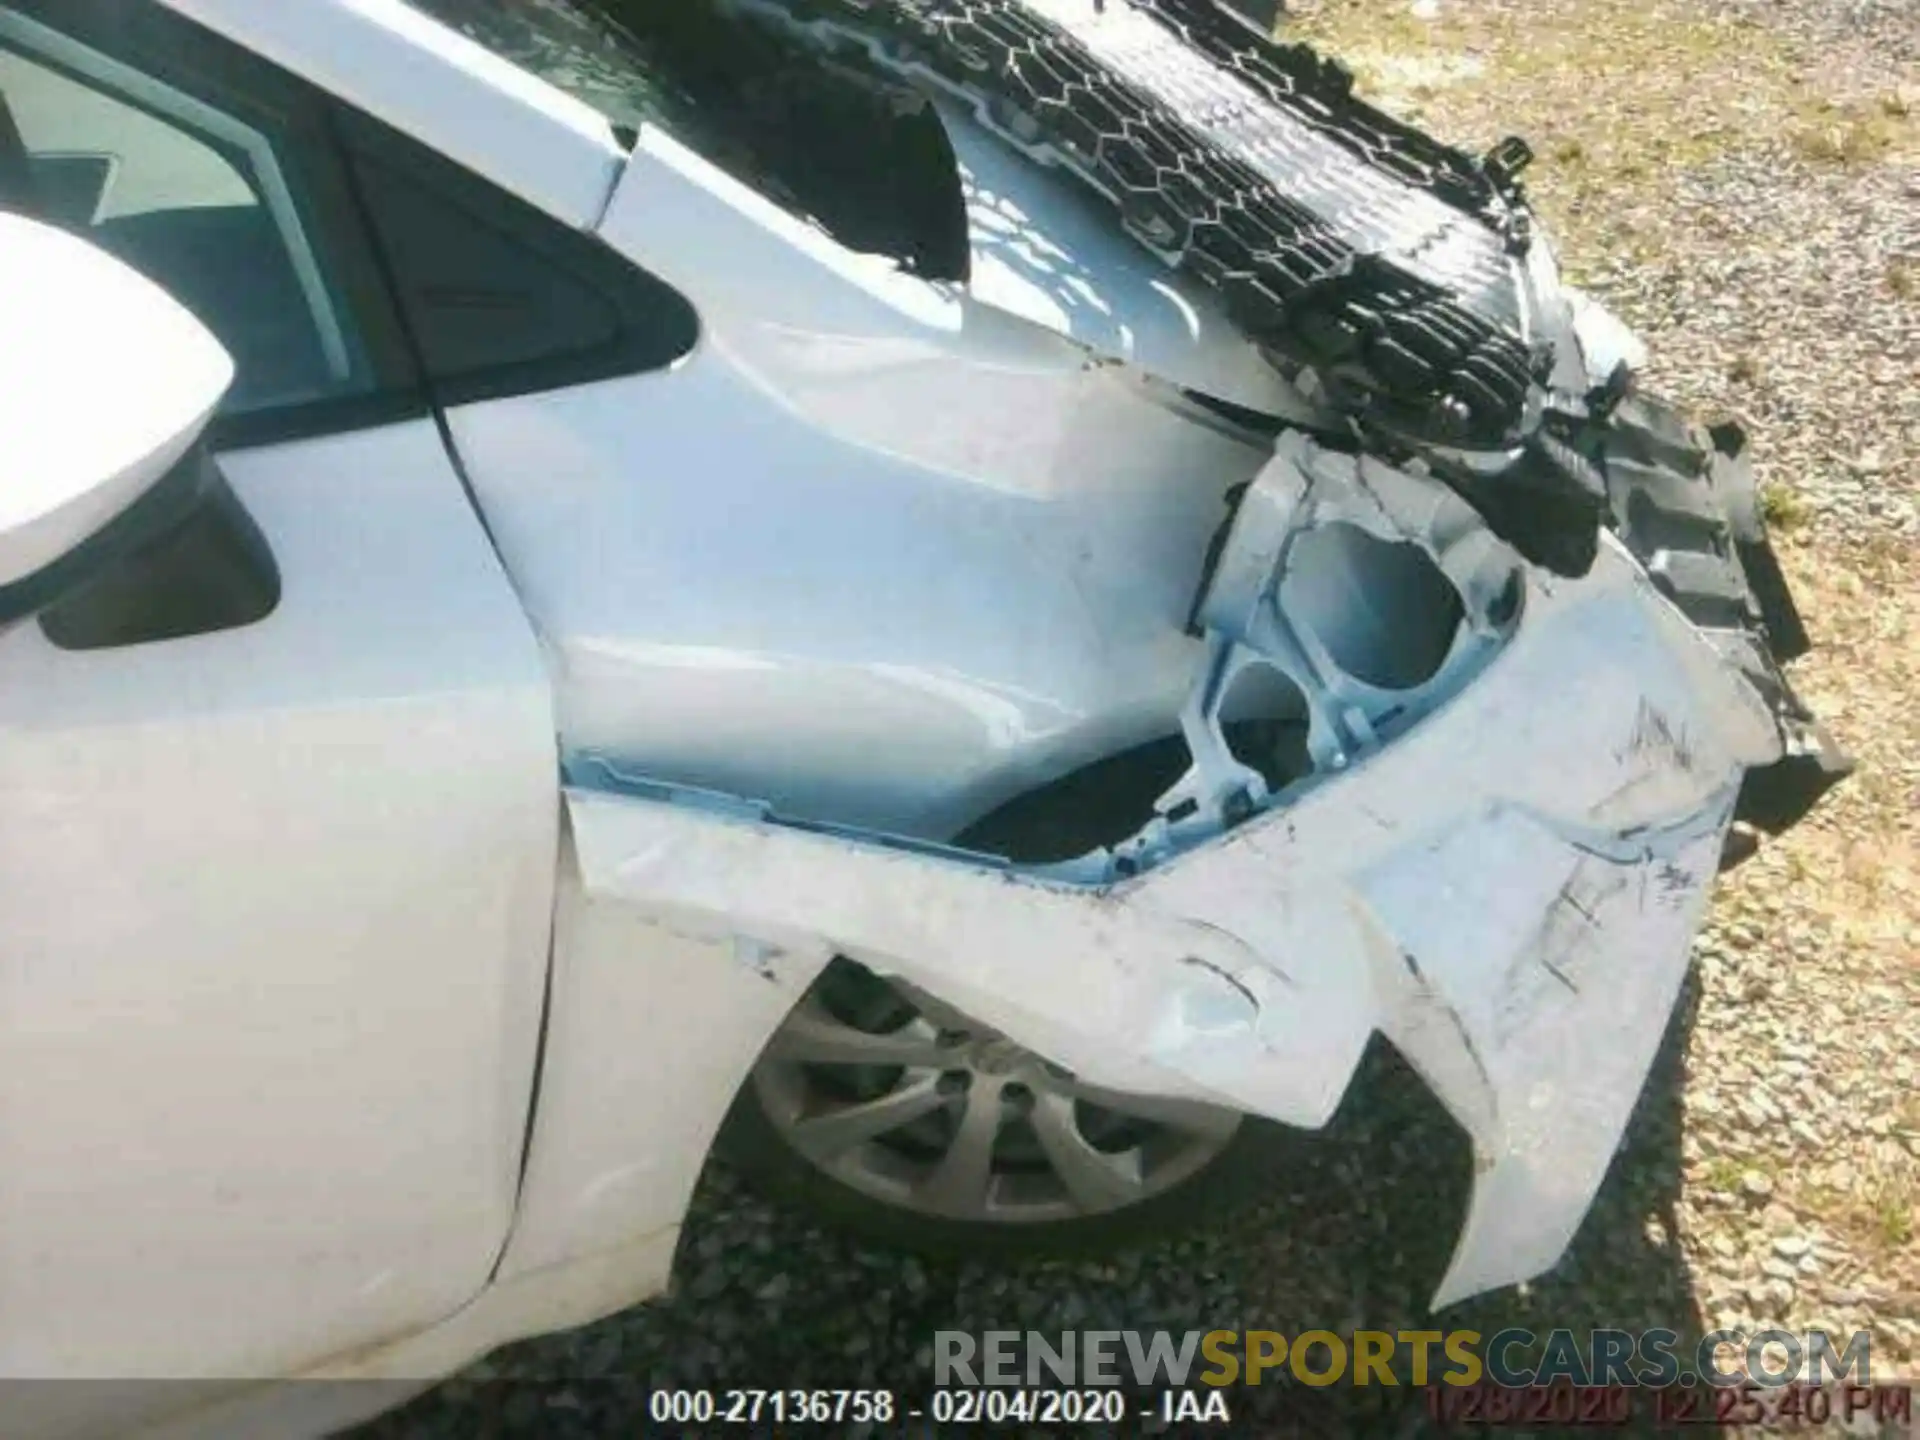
left=330, top=100, right=699, bottom=412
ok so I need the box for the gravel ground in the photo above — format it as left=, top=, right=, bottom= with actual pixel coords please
left=361, top=1, right=1917, bottom=1433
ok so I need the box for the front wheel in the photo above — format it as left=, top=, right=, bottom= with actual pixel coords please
left=718, top=957, right=1285, bottom=1259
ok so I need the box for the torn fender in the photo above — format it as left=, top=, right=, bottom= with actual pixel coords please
left=564, top=538, right=1777, bottom=1308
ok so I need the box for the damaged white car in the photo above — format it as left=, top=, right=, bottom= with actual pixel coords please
left=0, top=0, right=1847, bottom=1431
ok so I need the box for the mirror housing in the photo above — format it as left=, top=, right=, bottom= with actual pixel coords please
left=0, top=211, right=234, bottom=627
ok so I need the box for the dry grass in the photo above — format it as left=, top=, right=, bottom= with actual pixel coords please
left=1789, top=91, right=1915, bottom=164
left=1290, top=0, right=1917, bottom=276
left=1761, top=481, right=1815, bottom=532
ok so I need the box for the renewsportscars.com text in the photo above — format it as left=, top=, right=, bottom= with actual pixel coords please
left=934, top=1326, right=1875, bottom=1389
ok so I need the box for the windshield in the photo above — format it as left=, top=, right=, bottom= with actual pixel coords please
left=400, top=0, right=971, bottom=278
left=402, top=0, right=702, bottom=134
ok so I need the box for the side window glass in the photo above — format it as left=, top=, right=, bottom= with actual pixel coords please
left=0, top=9, right=375, bottom=415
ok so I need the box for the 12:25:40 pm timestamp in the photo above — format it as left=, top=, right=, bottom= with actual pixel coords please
left=1428, top=1380, right=1914, bottom=1428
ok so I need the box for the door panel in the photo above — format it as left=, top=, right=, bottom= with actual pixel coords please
left=0, top=421, right=557, bottom=1378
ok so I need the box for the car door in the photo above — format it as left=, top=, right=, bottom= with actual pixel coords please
left=0, top=0, right=557, bottom=1386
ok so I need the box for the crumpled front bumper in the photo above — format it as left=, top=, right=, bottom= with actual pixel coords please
left=564, top=436, right=1806, bottom=1308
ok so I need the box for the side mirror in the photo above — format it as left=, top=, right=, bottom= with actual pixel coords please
left=0, top=210, right=234, bottom=628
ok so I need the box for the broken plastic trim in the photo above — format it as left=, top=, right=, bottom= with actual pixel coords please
left=559, top=430, right=1807, bottom=1308
left=1154, top=431, right=1522, bottom=857
left=573, top=435, right=1525, bottom=888
left=564, top=759, right=1087, bottom=877
left=560, top=521, right=1784, bottom=1307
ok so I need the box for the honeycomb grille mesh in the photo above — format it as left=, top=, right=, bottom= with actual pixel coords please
left=758, top=0, right=1546, bottom=449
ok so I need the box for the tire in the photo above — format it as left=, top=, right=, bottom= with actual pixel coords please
left=717, top=738, right=1293, bottom=1261
left=716, top=969, right=1290, bottom=1261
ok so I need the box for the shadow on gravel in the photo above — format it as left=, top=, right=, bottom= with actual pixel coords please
left=359, top=983, right=1712, bottom=1439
